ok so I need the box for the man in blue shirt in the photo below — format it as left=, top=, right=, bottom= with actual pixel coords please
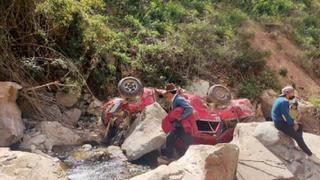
left=271, top=86, right=320, bottom=164
left=162, top=83, right=193, bottom=159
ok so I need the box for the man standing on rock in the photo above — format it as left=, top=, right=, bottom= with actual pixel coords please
left=160, top=83, right=193, bottom=162
left=271, top=85, right=320, bottom=164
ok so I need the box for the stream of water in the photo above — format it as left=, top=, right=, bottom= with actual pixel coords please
left=53, top=145, right=150, bottom=180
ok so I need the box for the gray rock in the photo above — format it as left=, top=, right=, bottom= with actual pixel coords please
left=56, top=89, right=80, bottom=108
left=20, top=121, right=82, bottom=152
left=87, top=98, right=102, bottom=116
left=186, top=79, right=210, bottom=97
left=64, top=108, right=82, bottom=125
left=121, top=102, right=167, bottom=161
left=260, top=89, right=278, bottom=120
left=131, top=144, right=239, bottom=180
left=82, top=144, right=93, bottom=151
left=234, top=122, right=320, bottom=180
left=0, top=148, right=67, bottom=180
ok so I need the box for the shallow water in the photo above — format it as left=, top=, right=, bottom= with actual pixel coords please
left=54, top=146, right=149, bottom=180
left=67, top=158, right=148, bottom=180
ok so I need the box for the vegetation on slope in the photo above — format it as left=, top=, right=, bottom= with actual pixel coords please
left=228, top=0, right=320, bottom=77
left=4, top=0, right=319, bottom=102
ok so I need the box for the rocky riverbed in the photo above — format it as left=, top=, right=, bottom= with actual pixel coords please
left=53, top=145, right=150, bottom=180
left=2, top=81, right=320, bottom=180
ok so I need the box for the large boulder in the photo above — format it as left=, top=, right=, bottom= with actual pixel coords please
left=186, top=79, right=210, bottom=97
left=130, top=144, right=239, bottom=180
left=254, top=122, right=320, bottom=180
left=297, top=100, right=320, bottom=133
left=232, top=122, right=294, bottom=180
left=304, top=133, right=320, bottom=162
left=121, top=102, right=167, bottom=161
left=233, top=122, right=320, bottom=180
left=20, top=121, right=82, bottom=152
left=0, top=82, right=25, bottom=146
left=260, top=89, right=278, bottom=120
left=0, top=148, right=67, bottom=180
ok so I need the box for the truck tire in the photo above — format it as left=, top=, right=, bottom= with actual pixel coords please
left=207, top=85, right=231, bottom=105
left=118, top=77, right=143, bottom=97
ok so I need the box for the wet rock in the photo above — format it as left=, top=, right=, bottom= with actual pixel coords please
left=107, top=146, right=127, bottom=161
left=20, top=121, right=82, bottom=152
left=69, top=146, right=110, bottom=162
left=186, top=79, right=210, bottom=97
left=64, top=108, right=82, bottom=126
left=121, top=102, right=167, bottom=161
left=233, top=122, right=320, bottom=180
left=68, top=145, right=126, bottom=163
left=0, top=148, right=67, bottom=180
left=82, top=144, right=92, bottom=151
left=0, top=82, right=25, bottom=146
left=130, top=144, right=239, bottom=180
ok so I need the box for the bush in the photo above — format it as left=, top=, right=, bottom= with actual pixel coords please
left=238, top=80, right=262, bottom=100
left=236, top=69, right=280, bottom=100
left=279, top=67, right=288, bottom=76
left=232, top=45, right=269, bottom=75
left=1, top=0, right=281, bottom=100
left=227, top=0, right=294, bottom=18
left=252, top=0, right=294, bottom=17
left=309, top=96, right=320, bottom=108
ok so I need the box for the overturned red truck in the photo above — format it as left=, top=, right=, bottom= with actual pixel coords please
left=101, top=77, right=255, bottom=147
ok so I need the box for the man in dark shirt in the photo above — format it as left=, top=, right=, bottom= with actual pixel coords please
left=271, top=86, right=320, bottom=164
left=162, top=83, right=193, bottom=160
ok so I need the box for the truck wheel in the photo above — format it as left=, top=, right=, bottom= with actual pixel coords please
left=118, top=77, right=143, bottom=97
left=207, top=85, right=231, bottom=105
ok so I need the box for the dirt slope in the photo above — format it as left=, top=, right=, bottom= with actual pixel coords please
left=245, top=21, right=320, bottom=98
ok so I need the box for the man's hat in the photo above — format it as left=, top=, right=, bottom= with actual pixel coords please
left=280, top=85, right=294, bottom=96
left=165, top=83, right=177, bottom=92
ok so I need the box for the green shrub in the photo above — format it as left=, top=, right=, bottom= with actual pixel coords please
left=232, top=46, right=269, bottom=75
left=238, top=80, right=262, bottom=100
left=279, top=67, right=288, bottom=76
left=257, top=70, right=281, bottom=90
left=309, top=96, right=320, bottom=108
left=227, top=0, right=294, bottom=18
left=236, top=69, right=279, bottom=100
left=1, top=0, right=282, bottom=99
left=252, top=0, right=294, bottom=17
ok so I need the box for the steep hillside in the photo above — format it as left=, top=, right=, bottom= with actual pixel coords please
left=246, top=21, right=320, bottom=98
left=1, top=0, right=320, bottom=117
left=0, top=0, right=278, bottom=103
